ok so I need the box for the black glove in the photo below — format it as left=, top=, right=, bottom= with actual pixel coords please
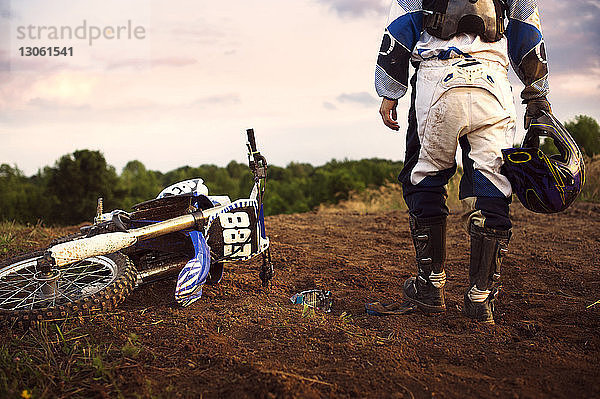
left=524, top=97, right=552, bottom=129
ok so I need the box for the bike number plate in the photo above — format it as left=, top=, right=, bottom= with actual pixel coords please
left=207, top=206, right=259, bottom=260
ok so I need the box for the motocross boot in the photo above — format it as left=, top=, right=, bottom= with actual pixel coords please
left=403, top=214, right=447, bottom=313
left=463, top=221, right=511, bottom=324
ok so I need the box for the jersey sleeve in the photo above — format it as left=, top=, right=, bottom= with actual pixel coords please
left=375, top=1, right=424, bottom=100
left=505, top=0, right=549, bottom=101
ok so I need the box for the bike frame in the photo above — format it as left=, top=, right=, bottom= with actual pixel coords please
left=39, top=129, right=273, bottom=288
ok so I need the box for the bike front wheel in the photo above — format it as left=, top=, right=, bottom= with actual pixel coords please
left=0, top=250, right=136, bottom=326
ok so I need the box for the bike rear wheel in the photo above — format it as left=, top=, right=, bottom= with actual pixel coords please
left=0, top=250, right=136, bottom=326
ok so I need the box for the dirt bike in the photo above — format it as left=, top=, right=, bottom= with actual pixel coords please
left=0, top=129, right=273, bottom=325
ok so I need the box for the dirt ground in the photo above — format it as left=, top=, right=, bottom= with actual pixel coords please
left=3, top=202, right=600, bottom=398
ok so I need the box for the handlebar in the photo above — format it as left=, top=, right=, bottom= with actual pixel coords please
left=246, top=128, right=257, bottom=153
left=246, top=128, right=267, bottom=180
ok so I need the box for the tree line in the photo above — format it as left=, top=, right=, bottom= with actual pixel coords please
left=0, top=152, right=403, bottom=225
left=2, top=114, right=598, bottom=226
left=540, top=115, right=600, bottom=157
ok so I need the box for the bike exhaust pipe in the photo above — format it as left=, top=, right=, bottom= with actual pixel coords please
left=49, top=205, right=226, bottom=267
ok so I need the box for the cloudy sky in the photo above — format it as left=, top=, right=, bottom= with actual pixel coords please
left=1, top=0, right=599, bottom=176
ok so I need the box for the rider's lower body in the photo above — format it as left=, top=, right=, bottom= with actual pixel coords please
left=399, top=58, right=515, bottom=323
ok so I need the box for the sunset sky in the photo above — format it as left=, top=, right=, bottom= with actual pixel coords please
left=1, top=0, right=599, bottom=175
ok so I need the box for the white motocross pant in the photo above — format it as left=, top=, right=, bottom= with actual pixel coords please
left=399, top=58, right=516, bottom=230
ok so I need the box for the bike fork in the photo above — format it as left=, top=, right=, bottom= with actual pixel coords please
left=259, top=248, right=274, bottom=287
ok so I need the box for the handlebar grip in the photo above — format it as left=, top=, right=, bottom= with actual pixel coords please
left=246, top=128, right=257, bottom=152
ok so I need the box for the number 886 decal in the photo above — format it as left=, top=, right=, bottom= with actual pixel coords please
left=220, top=211, right=252, bottom=257
left=206, top=205, right=261, bottom=261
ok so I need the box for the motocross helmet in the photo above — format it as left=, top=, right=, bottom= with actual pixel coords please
left=501, top=110, right=585, bottom=213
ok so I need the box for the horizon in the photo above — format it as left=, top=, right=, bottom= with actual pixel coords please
left=3, top=146, right=407, bottom=178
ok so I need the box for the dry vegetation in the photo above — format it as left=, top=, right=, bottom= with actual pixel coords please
left=581, top=156, right=600, bottom=203
left=318, top=171, right=465, bottom=214
left=321, top=156, right=600, bottom=215
left=0, top=222, right=77, bottom=257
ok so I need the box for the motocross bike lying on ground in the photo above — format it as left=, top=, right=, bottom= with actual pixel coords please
left=0, top=129, right=273, bottom=325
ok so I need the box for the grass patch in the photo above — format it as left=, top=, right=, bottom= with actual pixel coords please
left=121, top=333, right=141, bottom=359
left=0, top=221, right=78, bottom=261
left=0, top=315, right=153, bottom=398
left=0, top=229, right=16, bottom=255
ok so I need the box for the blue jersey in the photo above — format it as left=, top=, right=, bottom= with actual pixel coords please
left=375, top=0, right=549, bottom=101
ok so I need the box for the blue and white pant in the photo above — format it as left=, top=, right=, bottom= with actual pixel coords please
left=399, top=58, right=516, bottom=230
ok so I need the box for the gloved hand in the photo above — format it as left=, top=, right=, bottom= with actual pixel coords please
left=524, top=97, right=552, bottom=129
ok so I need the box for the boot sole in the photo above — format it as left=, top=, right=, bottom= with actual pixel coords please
left=402, top=288, right=446, bottom=313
